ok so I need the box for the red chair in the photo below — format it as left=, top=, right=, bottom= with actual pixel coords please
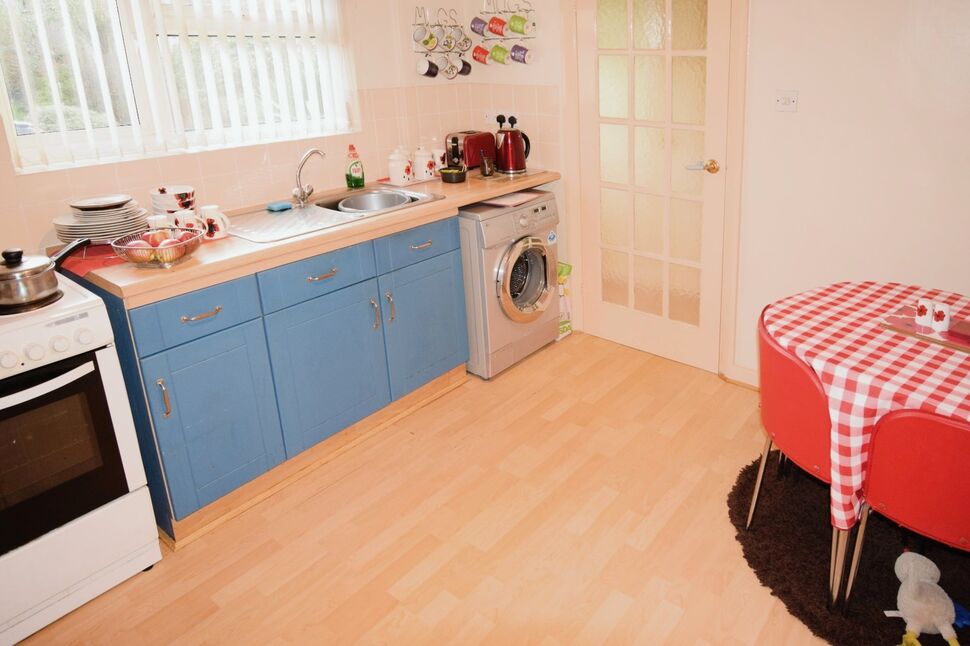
left=843, top=410, right=970, bottom=603
left=748, top=307, right=849, bottom=603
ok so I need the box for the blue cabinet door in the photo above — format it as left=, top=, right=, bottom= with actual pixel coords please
left=140, top=319, right=285, bottom=519
left=379, top=249, right=468, bottom=400
left=264, top=278, right=391, bottom=457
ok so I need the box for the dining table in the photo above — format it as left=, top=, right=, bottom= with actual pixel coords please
left=762, top=280, right=970, bottom=600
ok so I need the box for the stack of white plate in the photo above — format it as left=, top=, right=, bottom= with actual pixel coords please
left=150, top=185, right=195, bottom=214
left=54, top=194, right=149, bottom=244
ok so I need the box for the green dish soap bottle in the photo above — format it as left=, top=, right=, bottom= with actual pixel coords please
left=346, top=144, right=365, bottom=189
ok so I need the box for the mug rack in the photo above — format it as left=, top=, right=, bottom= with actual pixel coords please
left=411, top=7, right=473, bottom=81
left=468, top=1, right=537, bottom=67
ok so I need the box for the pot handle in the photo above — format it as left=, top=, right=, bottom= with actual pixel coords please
left=51, top=238, right=91, bottom=268
left=522, top=132, right=531, bottom=160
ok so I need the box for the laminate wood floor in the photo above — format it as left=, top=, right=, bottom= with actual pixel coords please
left=29, top=333, right=824, bottom=645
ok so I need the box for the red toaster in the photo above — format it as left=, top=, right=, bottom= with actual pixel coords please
left=445, top=130, right=496, bottom=169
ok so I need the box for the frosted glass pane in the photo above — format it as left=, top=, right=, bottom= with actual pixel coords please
left=600, top=124, right=629, bottom=184
left=672, top=57, right=706, bottom=125
left=599, top=56, right=628, bottom=119
left=600, top=188, right=630, bottom=246
left=671, top=129, right=704, bottom=195
left=634, top=0, right=665, bottom=49
left=634, top=193, right=664, bottom=254
left=672, top=0, right=707, bottom=50
left=669, top=263, right=701, bottom=325
left=602, top=249, right=629, bottom=306
left=669, top=198, right=702, bottom=261
left=634, top=257, right=664, bottom=315
left=634, top=127, right=665, bottom=192
left=634, top=56, right=665, bottom=122
left=598, top=0, right=628, bottom=49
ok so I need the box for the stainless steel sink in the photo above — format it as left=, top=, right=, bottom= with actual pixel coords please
left=228, top=188, right=443, bottom=243
left=332, top=189, right=411, bottom=213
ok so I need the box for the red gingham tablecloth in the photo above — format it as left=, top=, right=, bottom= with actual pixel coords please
left=763, top=281, right=970, bottom=530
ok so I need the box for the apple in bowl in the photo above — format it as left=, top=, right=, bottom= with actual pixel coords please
left=112, top=227, right=203, bottom=267
left=124, top=239, right=155, bottom=263
left=155, top=238, right=186, bottom=264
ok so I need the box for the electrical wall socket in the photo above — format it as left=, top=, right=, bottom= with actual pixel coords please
left=485, top=110, right=515, bottom=124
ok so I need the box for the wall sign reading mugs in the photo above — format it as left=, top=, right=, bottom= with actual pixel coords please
left=412, top=7, right=473, bottom=80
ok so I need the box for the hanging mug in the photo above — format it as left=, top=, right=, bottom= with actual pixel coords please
left=470, top=16, right=488, bottom=36
left=457, top=58, right=472, bottom=76
left=490, top=44, right=513, bottom=65
left=510, top=44, right=533, bottom=64
left=472, top=45, right=493, bottom=65
left=508, top=15, right=536, bottom=35
left=487, top=16, right=508, bottom=36
left=416, top=58, right=439, bottom=78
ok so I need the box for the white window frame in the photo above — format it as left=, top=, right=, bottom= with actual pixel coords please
left=0, top=0, right=358, bottom=173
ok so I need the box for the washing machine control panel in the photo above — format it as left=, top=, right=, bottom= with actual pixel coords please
left=512, top=199, right=558, bottom=236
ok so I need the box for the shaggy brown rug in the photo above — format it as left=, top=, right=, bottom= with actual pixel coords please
left=727, top=457, right=970, bottom=646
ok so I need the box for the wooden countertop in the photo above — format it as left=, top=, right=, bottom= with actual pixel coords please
left=70, top=170, right=560, bottom=308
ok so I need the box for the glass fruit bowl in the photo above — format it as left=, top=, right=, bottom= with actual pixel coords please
left=111, top=228, right=204, bottom=268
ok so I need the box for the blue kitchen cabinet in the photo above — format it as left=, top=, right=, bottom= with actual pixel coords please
left=379, top=249, right=468, bottom=400
left=139, top=319, right=285, bottom=519
left=264, top=278, right=391, bottom=458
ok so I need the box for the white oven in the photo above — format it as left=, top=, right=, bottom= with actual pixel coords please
left=0, top=275, right=160, bottom=645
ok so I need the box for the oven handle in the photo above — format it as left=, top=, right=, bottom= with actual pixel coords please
left=0, top=361, right=95, bottom=411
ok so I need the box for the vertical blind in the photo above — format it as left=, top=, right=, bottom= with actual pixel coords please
left=0, top=0, right=358, bottom=172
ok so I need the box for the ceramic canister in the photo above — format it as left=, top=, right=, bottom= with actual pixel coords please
left=388, top=151, right=410, bottom=185
left=432, top=147, right=447, bottom=172
left=414, top=147, right=435, bottom=180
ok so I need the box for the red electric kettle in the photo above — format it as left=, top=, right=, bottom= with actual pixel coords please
left=495, top=115, right=530, bottom=175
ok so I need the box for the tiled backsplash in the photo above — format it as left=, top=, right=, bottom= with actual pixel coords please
left=1, top=83, right=562, bottom=252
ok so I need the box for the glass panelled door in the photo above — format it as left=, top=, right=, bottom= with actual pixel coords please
left=578, top=0, right=730, bottom=371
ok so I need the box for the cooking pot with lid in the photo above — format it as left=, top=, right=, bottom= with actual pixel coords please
left=0, top=238, right=90, bottom=312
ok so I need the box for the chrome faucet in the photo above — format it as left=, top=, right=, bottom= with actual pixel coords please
left=293, top=148, right=326, bottom=208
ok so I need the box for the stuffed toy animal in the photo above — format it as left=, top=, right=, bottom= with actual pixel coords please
left=884, top=552, right=960, bottom=646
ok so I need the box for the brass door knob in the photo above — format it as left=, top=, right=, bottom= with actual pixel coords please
left=686, top=159, right=720, bottom=174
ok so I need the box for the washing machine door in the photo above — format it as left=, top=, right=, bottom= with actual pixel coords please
left=496, top=236, right=557, bottom=323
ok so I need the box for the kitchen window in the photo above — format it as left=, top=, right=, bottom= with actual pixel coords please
left=0, top=0, right=358, bottom=173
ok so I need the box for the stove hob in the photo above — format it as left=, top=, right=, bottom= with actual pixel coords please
left=0, top=290, right=64, bottom=316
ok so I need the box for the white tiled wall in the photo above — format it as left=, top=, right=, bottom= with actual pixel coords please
left=1, top=82, right=562, bottom=253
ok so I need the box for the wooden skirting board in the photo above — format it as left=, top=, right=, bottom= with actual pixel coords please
left=158, top=365, right=469, bottom=551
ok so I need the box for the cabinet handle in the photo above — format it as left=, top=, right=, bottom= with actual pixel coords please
left=156, top=378, right=172, bottom=419
left=180, top=305, right=222, bottom=323
left=370, top=298, right=380, bottom=330
left=409, top=240, right=433, bottom=251
left=385, top=291, right=396, bottom=322
left=306, top=267, right=338, bottom=283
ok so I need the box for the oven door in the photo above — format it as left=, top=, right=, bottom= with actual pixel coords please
left=0, top=349, right=130, bottom=556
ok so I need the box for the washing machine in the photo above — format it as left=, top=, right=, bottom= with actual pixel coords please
left=458, top=190, right=560, bottom=379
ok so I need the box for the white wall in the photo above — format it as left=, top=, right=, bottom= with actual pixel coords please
left=733, top=0, right=970, bottom=372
